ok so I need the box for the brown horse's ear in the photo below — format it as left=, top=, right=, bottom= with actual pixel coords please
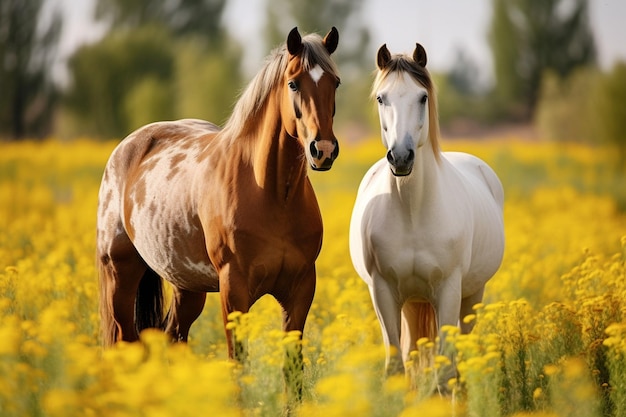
left=413, top=43, right=427, bottom=67
left=323, top=27, right=339, bottom=55
left=377, top=44, right=392, bottom=70
left=287, top=27, right=303, bottom=56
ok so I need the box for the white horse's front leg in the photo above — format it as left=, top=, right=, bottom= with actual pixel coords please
left=434, top=272, right=463, bottom=391
left=460, top=287, right=485, bottom=334
left=370, top=279, right=404, bottom=375
left=435, top=271, right=463, bottom=337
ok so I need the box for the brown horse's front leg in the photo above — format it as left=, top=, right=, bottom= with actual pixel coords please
left=279, top=269, right=316, bottom=404
left=219, top=266, right=251, bottom=362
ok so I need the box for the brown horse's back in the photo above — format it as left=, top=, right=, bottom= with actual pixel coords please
left=97, top=119, right=221, bottom=290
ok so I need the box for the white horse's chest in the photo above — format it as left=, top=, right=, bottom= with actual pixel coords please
left=369, top=199, right=468, bottom=285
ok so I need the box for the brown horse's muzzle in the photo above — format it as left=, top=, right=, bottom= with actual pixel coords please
left=309, top=138, right=339, bottom=171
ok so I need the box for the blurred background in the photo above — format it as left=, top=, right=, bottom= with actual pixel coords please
left=1, top=0, right=625, bottom=162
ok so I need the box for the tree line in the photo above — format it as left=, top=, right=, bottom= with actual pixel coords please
left=1, top=0, right=624, bottom=163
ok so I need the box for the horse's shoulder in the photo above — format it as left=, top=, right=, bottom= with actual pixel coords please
left=357, top=158, right=387, bottom=195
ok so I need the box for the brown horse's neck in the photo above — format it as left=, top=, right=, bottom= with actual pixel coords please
left=249, top=97, right=308, bottom=203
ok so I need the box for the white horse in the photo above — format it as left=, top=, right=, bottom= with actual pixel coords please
left=349, top=43, right=504, bottom=376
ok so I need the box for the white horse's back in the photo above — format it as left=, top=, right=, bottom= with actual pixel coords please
left=443, top=151, right=504, bottom=209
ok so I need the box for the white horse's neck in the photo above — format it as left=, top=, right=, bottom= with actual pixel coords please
left=390, top=144, right=442, bottom=210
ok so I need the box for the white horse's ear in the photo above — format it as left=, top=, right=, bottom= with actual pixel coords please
left=413, top=43, right=427, bottom=67
left=287, top=27, right=303, bottom=56
left=377, top=44, right=392, bottom=70
left=323, top=27, right=339, bottom=55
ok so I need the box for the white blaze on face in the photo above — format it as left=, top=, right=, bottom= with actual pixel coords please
left=309, top=64, right=324, bottom=85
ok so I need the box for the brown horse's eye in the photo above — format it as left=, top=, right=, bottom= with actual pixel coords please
left=288, top=80, right=298, bottom=92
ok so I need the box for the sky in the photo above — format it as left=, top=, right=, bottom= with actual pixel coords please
left=52, top=0, right=626, bottom=85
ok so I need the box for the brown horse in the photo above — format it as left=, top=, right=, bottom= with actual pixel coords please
left=96, top=27, right=340, bottom=394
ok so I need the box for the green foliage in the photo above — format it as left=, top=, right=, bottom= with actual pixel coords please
left=434, top=74, right=500, bottom=130
left=536, top=62, right=626, bottom=169
left=174, top=40, right=243, bottom=125
left=61, top=0, right=243, bottom=139
left=64, top=26, right=175, bottom=138
left=95, top=0, right=227, bottom=40
left=595, top=63, right=626, bottom=166
left=123, top=77, right=174, bottom=132
left=535, top=67, right=600, bottom=143
left=62, top=26, right=244, bottom=139
left=489, top=0, right=596, bottom=120
left=265, top=0, right=369, bottom=66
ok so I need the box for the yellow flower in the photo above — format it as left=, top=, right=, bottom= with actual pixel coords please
left=227, top=311, right=243, bottom=321
left=462, top=314, right=476, bottom=324
left=544, top=364, right=559, bottom=376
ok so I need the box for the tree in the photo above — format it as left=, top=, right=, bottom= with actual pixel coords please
left=535, top=62, right=626, bottom=170
left=64, top=26, right=175, bottom=138
left=0, top=0, right=62, bottom=139
left=535, top=68, right=600, bottom=143
left=174, top=39, right=243, bottom=126
left=596, top=63, right=626, bottom=168
left=489, top=0, right=595, bottom=120
left=435, top=49, right=498, bottom=131
left=95, top=0, right=227, bottom=41
left=265, top=0, right=369, bottom=72
left=62, top=0, right=242, bottom=138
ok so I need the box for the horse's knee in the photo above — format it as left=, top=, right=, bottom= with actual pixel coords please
left=386, top=355, right=405, bottom=377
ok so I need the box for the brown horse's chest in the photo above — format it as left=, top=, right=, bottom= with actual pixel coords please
left=206, top=194, right=322, bottom=293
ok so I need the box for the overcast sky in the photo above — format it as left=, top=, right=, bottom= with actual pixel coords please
left=53, top=0, right=626, bottom=84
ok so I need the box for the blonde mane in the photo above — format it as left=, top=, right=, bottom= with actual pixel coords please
left=372, top=55, right=441, bottom=160
left=221, top=33, right=340, bottom=141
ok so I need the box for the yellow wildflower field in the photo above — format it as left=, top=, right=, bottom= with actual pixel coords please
left=1, top=138, right=625, bottom=416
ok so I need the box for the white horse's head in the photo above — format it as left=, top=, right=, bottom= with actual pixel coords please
left=373, top=43, right=440, bottom=176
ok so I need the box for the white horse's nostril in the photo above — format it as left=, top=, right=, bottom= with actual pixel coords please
left=386, top=150, right=395, bottom=163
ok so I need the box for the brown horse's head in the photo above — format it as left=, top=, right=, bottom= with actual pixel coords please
left=281, top=27, right=340, bottom=171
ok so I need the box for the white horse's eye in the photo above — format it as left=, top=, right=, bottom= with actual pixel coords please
left=376, top=95, right=383, bottom=105
left=420, top=94, right=428, bottom=105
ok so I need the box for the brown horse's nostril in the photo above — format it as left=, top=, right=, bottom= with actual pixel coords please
left=331, top=139, right=339, bottom=160
left=310, top=139, right=339, bottom=162
left=309, top=139, right=339, bottom=171
left=310, top=141, right=321, bottom=159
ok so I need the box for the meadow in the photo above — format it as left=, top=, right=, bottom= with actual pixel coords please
left=1, top=136, right=625, bottom=416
